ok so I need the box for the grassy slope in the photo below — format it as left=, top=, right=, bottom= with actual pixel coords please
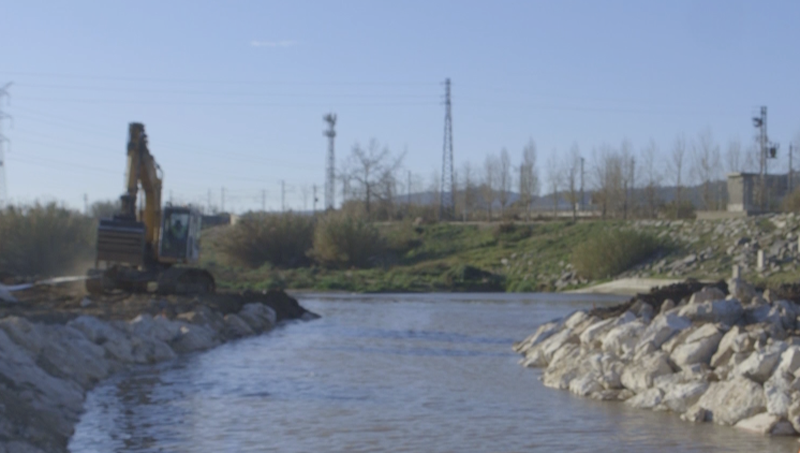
left=200, top=217, right=800, bottom=293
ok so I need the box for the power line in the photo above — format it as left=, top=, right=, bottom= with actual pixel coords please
left=440, top=78, right=454, bottom=220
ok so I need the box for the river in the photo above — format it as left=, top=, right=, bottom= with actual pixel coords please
left=69, top=293, right=799, bottom=452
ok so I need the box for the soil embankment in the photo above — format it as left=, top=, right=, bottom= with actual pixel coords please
left=516, top=277, right=800, bottom=437
left=0, top=284, right=318, bottom=453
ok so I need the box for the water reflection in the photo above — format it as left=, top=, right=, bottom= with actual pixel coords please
left=70, top=294, right=798, bottom=452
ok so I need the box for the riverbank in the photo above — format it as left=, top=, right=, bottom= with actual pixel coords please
left=0, top=285, right=318, bottom=453
left=201, top=213, right=800, bottom=294
left=516, top=277, right=800, bottom=437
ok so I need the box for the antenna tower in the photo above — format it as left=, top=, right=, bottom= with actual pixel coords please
left=323, top=113, right=337, bottom=210
left=440, top=78, right=454, bottom=219
left=0, top=83, right=11, bottom=208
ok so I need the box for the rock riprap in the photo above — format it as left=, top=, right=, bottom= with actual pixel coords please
left=515, top=279, right=800, bottom=437
left=0, top=290, right=318, bottom=453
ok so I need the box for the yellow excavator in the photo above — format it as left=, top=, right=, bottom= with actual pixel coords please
left=86, top=123, right=215, bottom=295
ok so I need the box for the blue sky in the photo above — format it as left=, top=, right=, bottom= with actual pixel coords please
left=1, top=0, right=799, bottom=212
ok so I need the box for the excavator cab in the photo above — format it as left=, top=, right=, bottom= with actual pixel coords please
left=159, top=206, right=202, bottom=263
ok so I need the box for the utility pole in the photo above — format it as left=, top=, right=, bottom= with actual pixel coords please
left=281, top=180, right=285, bottom=212
left=323, top=113, right=337, bottom=210
left=789, top=143, right=794, bottom=194
left=754, top=106, right=768, bottom=210
left=207, top=189, right=212, bottom=213
left=312, top=184, right=318, bottom=214
left=579, top=156, right=584, bottom=211
left=0, top=83, right=12, bottom=209
left=221, top=187, right=225, bottom=212
left=440, top=78, right=455, bottom=220
left=84, top=194, right=89, bottom=216
left=262, top=189, right=266, bottom=211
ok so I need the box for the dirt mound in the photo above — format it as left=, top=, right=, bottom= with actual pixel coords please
left=588, top=279, right=728, bottom=320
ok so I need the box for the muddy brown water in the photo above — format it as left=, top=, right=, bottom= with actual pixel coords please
left=69, top=293, right=799, bottom=452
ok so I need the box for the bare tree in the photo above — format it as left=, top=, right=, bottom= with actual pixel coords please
left=641, top=139, right=662, bottom=218
left=343, top=139, right=404, bottom=217
left=692, top=129, right=721, bottom=210
left=726, top=138, right=743, bottom=174
left=498, top=148, right=512, bottom=216
left=546, top=151, right=562, bottom=217
left=620, top=139, right=636, bottom=219
left=669, top=135, right=687, bottom=211
left=461, top=161, right=476, bottom=221
left=481, top=154, right=499, bottom=220
left=563, top=144, right=581, bottom=222
left=519, top=139, right=539, bottom=221
left=591, top=145, right=625, bottom=219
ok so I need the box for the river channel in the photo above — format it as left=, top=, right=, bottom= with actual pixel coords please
left=69, top=293, right=799, bottom=452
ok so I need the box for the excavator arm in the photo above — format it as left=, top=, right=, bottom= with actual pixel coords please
left=120, top=123, right=163, bottom=256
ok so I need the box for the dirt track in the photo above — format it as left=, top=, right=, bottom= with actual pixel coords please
left=0, top=281, right=312, bottom=325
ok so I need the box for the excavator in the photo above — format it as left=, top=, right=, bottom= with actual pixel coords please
left=86, top=123, right=215, bottom=295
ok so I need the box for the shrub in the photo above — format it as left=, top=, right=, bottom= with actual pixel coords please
left=0, top=203, right=95, bottom=277
left=309, top=211, right=385, bottom=268
left=781, top=187, right=800, bottom=212
left=660, top=200, right=696, bottom=219
left=219, top=212, right=314, bottom=268
left=571, top=229, right=660, bottom=280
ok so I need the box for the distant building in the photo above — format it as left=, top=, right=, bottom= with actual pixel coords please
left=727, top=172, right=792, bottom=214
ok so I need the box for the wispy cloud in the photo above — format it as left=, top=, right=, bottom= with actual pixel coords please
left=250, top=40, right=298, bottom=48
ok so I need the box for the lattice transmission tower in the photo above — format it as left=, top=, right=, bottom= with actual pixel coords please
left=0, top=83, right=12, bottom=208
left=323, top=113, right=337, bottom=210
left=440, top=78, right=454, bottom=220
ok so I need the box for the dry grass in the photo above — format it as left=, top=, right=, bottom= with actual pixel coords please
left=0, top=203, right=95, bottom=277
left=572, top=228, right=661, bottom=280
left=219, top=212, right=315, bottom=268
left=309, top=210, right=385, bottom=268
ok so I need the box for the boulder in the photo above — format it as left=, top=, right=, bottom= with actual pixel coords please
left=681, top=405, right=710, bottom=423
left=636, top=313, right=691, bottom=350
left=67, top=315, right=136, bottom=363
left=602, top=320, right=647, bottom=357
left=689, top=287, right=726, bottom=305
left=170, top=324, right=219, bottom=354
left=542, top=344, right=584, bottom=390
left=745, top=302, right=772, bottom=324
left=695, top=376, right=766, bottom=425
left=661, top=382, right=710, bottom=414
left=223, top=314, right=255, bottom=339
left=710, top=326, right=743, bottom=368
left=677, top=298, right=743, bottom=325
left=177, top=305, right=226, bottom=333
left=514, top=319, right=563, bottom=353
left=238, top=303, right=277, bottom=333
left=734, top=341, right=788, bottom=383
left=728, top=278, right=756, bottom=302
left=787, top=399, right=800, bottom=433
left=520, top=347, right=548, bottom=368
left=579, top=318, right=616, bottom=348
left=764, top=371, right=794, bottom=417
left=777, top=345, right=800, bottom=375
left=568, top=371, right=603, bottom=397
left=734, top=412, right=794, bottom=435
left=621, top=351, right=674, bottom=393
left=670, top=324, right=723, bottom=368
left=130, top=314, right=183, bottom=343
left=659, top=299, right=676, bottom=315
left=625, top=388, right=664, bottom=409
left=540, top=328, right=579, bottom=363
left=662, top=326, right=698, bottom=354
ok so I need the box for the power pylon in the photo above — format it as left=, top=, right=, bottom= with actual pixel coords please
left=440, top=78, right=454, bottom=220
left=323, top=113, right=337, bottom=210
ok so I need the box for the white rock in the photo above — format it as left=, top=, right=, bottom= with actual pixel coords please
left=564, top=310, right=590, bottom=329
left=734, top=341, right=789, bottom=383
left=777, top=346, right=800, bottom=375
left=734, top=412, right=784, bottom=435
left=670, top=324, right=723, bottom=368
left=728, top=278, right=756, bottom=303
left=764, top=371, right=794, bottom=417
left=681, top=405, right=710, bottom=423
left=579, top=317, right=616, bottom=348
left=542, top=344, right=584, bottom=390
left=636, top=313, right=691, bottom=350
left=662, top=382, right=710, bottom=414
left=514, top=320, right=563, bottom=353
left=689, top=287, right=726, bottom=305
left=569, top=371, right=603, bottom=397
left=710, top=326, right=743, bottom=368
left=520, top=347, right=548, bottom=368
left=625, top=388, right=664, bottom=409
left=130, top=314, right=182, bottom=343
left=661, top=326, right=698, bottom=354
left=621, top=351, right=674, bottom=393
left=602, top=320, right=646, bottom=357
left=695, top=376, right=766, bottom=425
left=540, top=328, right=579, bottom=363
left=677, top=298, right=743, bottom=325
